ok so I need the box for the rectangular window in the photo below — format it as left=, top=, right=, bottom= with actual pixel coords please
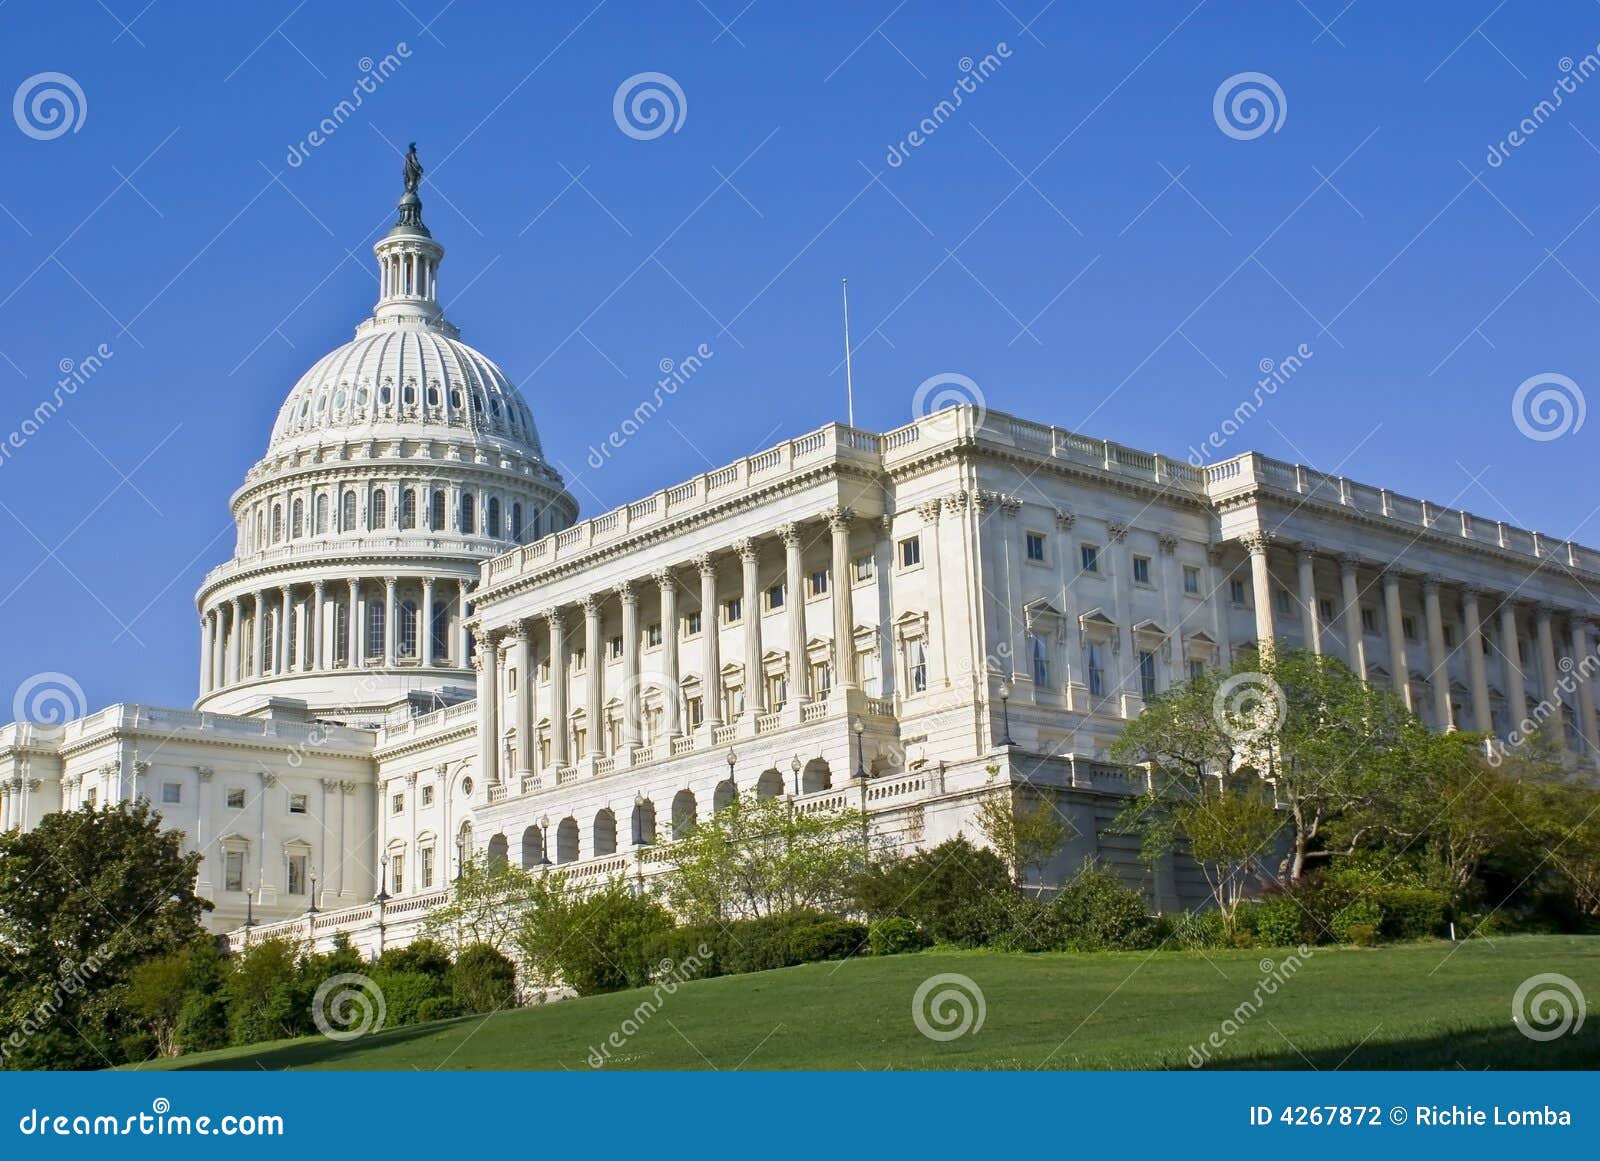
left=1443, top=625, right=1456, bottom=648
left=1031, top=635, right=1050, bottom=687
left=609, top=635, right=623, bottom=660
left=287, top=854, right=307, bottom=896
left=907, top=639, right=928, bottom=693
left=1230, top=578, right=1247, bottom=605
left=646, top=623, right=662, bottom=648
left=226, top=787, right=246, bottom=810
left=574, top=648, right=587, bottom=672
left=1139, top=650, right=1157, bottom=699
left=768, top=673, right=788, bottom=709
left=1362, top=607, right=1378, bottom=634
left=686, top=696, right=704, bottom=729
left=809, top=569, right=829, bottom=597
left=421, top=785, right=434, bottom=806
left=539, top=657, right=551, bottom=682
left=1026, top=532, right=1046, bottom=562
left=1318, top=598, right=1335, bottom=622
left=854, top=554, right=874, bottom=582
left=540, top=736, right=551, bottom=766
left=1080, top=544, right=1100, bottom=573
left=899, top=536, right=921, bottom=569
left=1403, top=616, right=1417, bottom=642
left=1276, top=589, right=1293, bottom=615
left=1187, top=658, right=1206, bottom=683
left=1087, top=644, right=1106, bottom=697
left=420, top=846, right=435, bottom=890
left=685, top=610, right=702, bottom=636
left=1183, top=565, right=1200, bottom=595
left=85, top=789, right=97, bottom=807
left=1132, top=555, right=1151, bottom=585
left=391, top=792, right=404, bottom=815
left=573, top=726, right=588, bottom=759
left=812, top=661, right=832, bottom=698
left=724, top=597, right=742, bottom=624
left=391, top=854, right=405, bottom=895
left=766, top=583, right=785, bottom=610
left=224, top=851, right=245, bottom=893
left=507, top=667, right=518, bottom=693
left=161, top=782, right=181, bottom=805
left=288, top=793, right=308, bottom=815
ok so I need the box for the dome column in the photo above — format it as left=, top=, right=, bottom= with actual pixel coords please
left=422, top=578, right=436, bottom=667
left=229, top=596, right=244, bottom=683
left=346, top=579, right=361, bottom=667
left=278, top=585, right=293, bottom=675
left=383, top=577, right=398, bottom=668
left=252, top=591, right=266, bottom=678
left=456, top=580, right=471, bottom=666
left=199, top=614, right=213, bottom=696
left=312, top=581, right=326, bottom=671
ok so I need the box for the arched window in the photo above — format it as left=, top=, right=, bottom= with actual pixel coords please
left=370, top=490, right=387, bottom=530
left=400, top=489, right=417, bottom=530
left=556, top=817, right=579, bottom=864
left=290, top=499, right=303, bottom=538
left=511, top=502, right=523, bottom=543
left=430, top=490, right=446, bottom=532
left=486, top=497, right=501, bottom=538
left=431, top=601, right=450, bottom=664
left=314, top=493, right=329, bottom=535
left=366, top=600, right=385, bottom=659
left=341, top=490, right=356, bottom=531
left=399, top=599, right=418, bottom=658
left=461, top=493, right=476, bottom=534
left=593, top=809, right=617, bottom=857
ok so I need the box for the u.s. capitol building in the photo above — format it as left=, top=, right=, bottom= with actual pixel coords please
left=3, top=170, right=1596, bottom=951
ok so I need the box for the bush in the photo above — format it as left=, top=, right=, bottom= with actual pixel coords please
left=1242, top=896, right=1304, bottom=947
left=1330, top=899, right=1381, bottom=945
left=849, top=837, right=1015, bottom=947
left=371, top=970, right=449, bottom=1027
left=869, top=917, right=933, bottom=956
left=719, top=910, right=829, bottom=974
left=1374, top=887, right=1446, bottom=941
left=787, top=919, right=868, bottom=963
left=451, top=944, right=518, bottom=1014
left=640, top=926, right=724, bottom=980
left=375, top=939, right=454, bottom=982
left=518, top=878, right=675, bottom=995
left=1345, top=922, right=1378, bottom=947
left=1046, top=864, right=1156, bottom=951
left=1166, top=909, right=1225, bottom=949
left=416, top=996, right=467, bottom=1023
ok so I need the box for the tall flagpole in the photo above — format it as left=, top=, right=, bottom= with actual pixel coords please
left=842, top=278, right=855, bottom=428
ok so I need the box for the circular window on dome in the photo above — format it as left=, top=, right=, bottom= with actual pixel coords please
left=333, top=387, right=347, bottom=411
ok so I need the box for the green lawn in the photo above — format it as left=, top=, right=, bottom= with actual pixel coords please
left=143, top=936, right=1600, bottom=1071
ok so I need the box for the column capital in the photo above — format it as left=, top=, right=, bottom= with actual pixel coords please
left=507, top=622, right=531, bottom=645
left=736, top=538, right=759, bottom=564
left=1295, top=542, right=1318, bottom=563
left=196, top=766, right=214, bottom=781
left=916, top=500, right=941, bottom=523
left=1054, top=507, right=1076, bottom=530
left=1106, top=519, right=1128, bottom=543
left=544, top=607, right=569, bottom=635
left=1420, top=573, right=1447, bottom=594
left=828, top=505, right=857, bottom=531
left=1158, top=533, right=1179, bottom=555
left=777, top=523, right=802, bottom=548
left=1534, top=603, right=1558, bottom=623
left=580, top=594, right=601, bottom=617
left=941, top=490, right=970, bottom=513
left=695, top=553, right=717, bottom=577
left=652, top=567, right=675, bottom=589
left=1240, top=530, right=1273, bottom=554
left=616, top=579, right=638, bottom=605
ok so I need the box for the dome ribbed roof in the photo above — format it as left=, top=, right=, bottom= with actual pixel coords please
left=266, top=324, right=542, bottom=456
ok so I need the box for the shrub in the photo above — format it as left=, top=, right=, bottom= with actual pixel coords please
left=1244, top=896, right=1304, bottom=947
left=1374, top=887, right=1446, bottom=941
left=416, top=996, right=467, bottom=1023
left=451, top=944, right=518, bottom=1014
left=1345, top=922, right=1378, bottom=947
left=640, top=926, right=724, bottom=980
left=370, top=970, right=448, bottom=1027
left=1047, top=864, right=1156, bottom=951
left=375, top=939, right=454, bottom=982
left=849, top=837, right=1015, bottom=947
left=787, top=919, right=868, bottom=963
left=1167, top=909, right=1225, bottom=949
left=1330, top=899, right=1382, bottom=945
left=869, top=917, right=933, bottom=956
left=720, top=910, right=828, bottom=974
left=517, top=878, right=675, bottom=995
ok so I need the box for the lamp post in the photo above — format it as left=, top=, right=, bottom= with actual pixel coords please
left=243, top=882, right=257, bottom=929
left=376, top=853, right=391, bottom=903
left=852, top=716, right=867, bottom=780
left=454, top=834, right=465, bottom=882
left=633, top=791, right=645, bottom=846
left=791, top=755, right=801, bottom=796
left=726, top=747, right=737, bottom=790
left=999, top=680, right=1014, bottom=747
left=306, top=868, right=318, bottom=917
left=538, top=815, right=551, bottom=867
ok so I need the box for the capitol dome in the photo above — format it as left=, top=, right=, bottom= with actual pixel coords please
left=193, top=151, right=578, bottom=722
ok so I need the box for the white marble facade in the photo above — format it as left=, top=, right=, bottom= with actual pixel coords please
left=5, top=186, right=1600, bottom=949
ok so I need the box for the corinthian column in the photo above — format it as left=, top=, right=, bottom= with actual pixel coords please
left=739, top=538, right=764, bottom=716
left=1380, top=570, right=1411, bottom=710
left=1421, top=576, right=1452, bottom=729
left=1571, top=618, right=1599, bottom=762
left=312, top=580, right=326, bottom=671
left=830, top=507, right=857, bottom=690
left=698, top=555, right=722, bottom=729
left=421, top=577, right=436, bottom=667
left=229, top=596, right=244, bottom=683
left=509, top=623, right=533, bottom=777
left=1535, top=607, right=1569, bottom=753
left=656, top=569, right=681, bottom=736
left=475, top=633, right=500, bottom=784
left=1339, top=555, right=1365, bottom=678
left=1242, top=532, right=1276, bottom=651
left=383, top=577, right=398, bottom=667
left=583, top=596, right=603, bottom=752
left=346, top=578, right=361, bottom=667
left=253, top=590, right=267, bottom=678
left=1463, top=589, right=1493, bottom=734
left=279, top=585, right=293, bottom=674
left=1296, top=545, right=1321, bottom=654
left=620, top=580, right=641, bottom=748
left=781, top=524, right=807, bottom=710
left=1499, top=603, right=1527, bottom=736
left=547, top=610, right=569, bottom=766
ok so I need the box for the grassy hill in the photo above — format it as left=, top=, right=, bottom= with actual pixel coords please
left=142, top=936, right=1600, bottom=1071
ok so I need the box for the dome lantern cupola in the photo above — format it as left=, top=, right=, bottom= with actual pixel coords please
left=373, top=143, right=448, bottom=330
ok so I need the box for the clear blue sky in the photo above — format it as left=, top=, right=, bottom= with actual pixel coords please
left=1, top=0, right=1596, bottom=714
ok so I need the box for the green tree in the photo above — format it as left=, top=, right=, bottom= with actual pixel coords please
left=422, top=854, right=537, bottom=953
left=223, top=937, right=303, bottom=1046
left=660, top=795, right=870, bottom=923
left=974, top=766, right=1071, bottom=887
left=0, top=801, right=210, bottom=1069
left=513, top=875, right=673, bottom=994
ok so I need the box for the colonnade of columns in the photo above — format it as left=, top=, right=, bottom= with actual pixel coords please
left=474, top=507, right=863, bottom=786
left=199, top=575, right=474, bottom=696
left=1239, top=532, right=1600, bottom=756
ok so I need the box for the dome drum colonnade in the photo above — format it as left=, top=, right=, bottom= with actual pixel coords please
left=194, top=158, right=576, bottom=719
